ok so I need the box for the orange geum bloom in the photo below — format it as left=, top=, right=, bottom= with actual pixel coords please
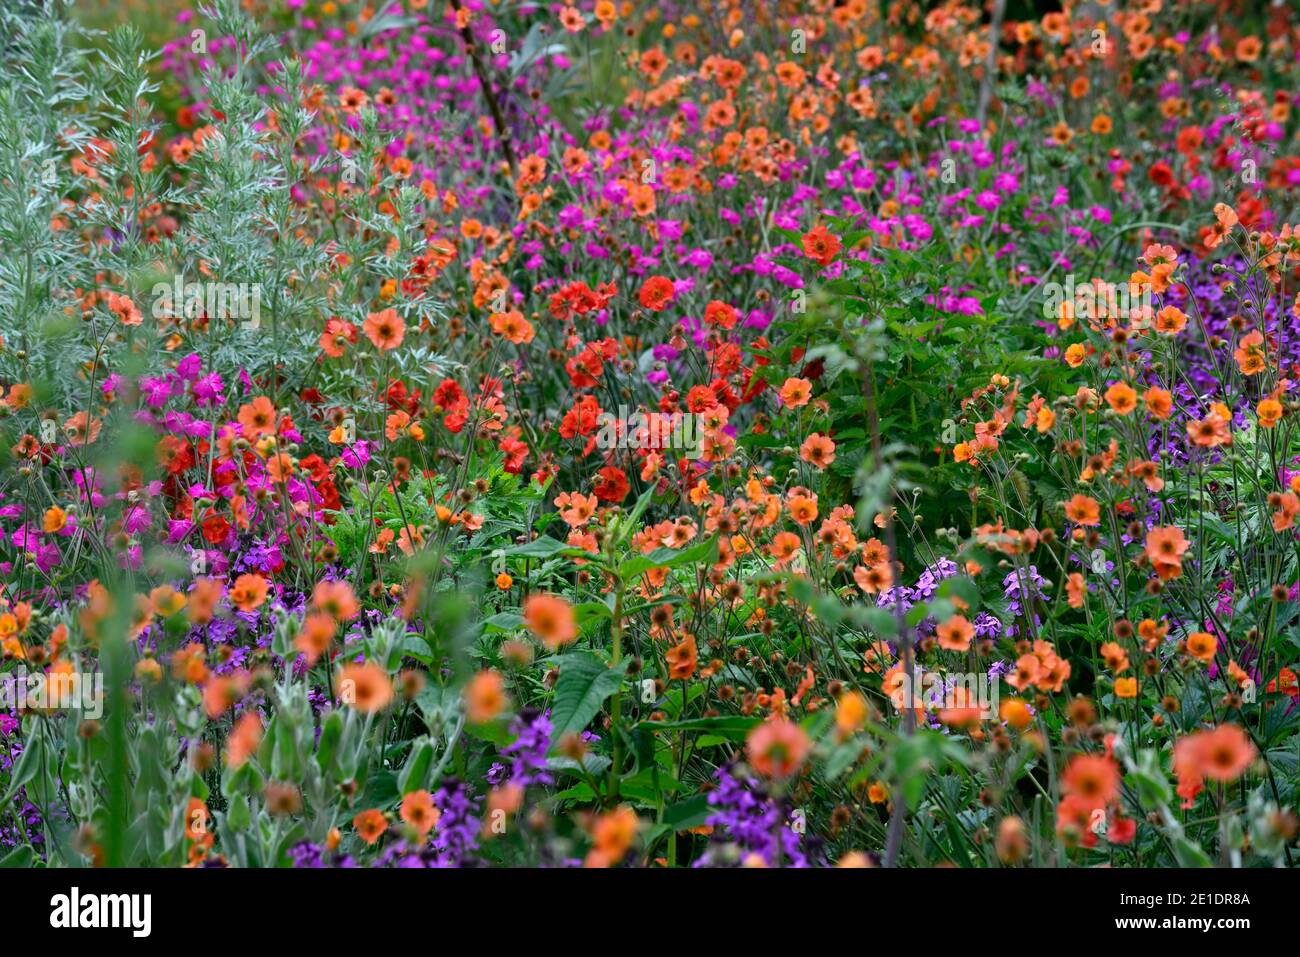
left=226, top=712, right=262, bottom=768
left=1257, top=397, right=1283, bottom=428
left=1271, top=492, right=1299, bottom=532
left=352, top=808, right=388, bottom=845
left=464, top=669, right=508, bottom=724
left=637, top=275, right=675, bottom=311
left=363, top=307, right=405, bottom=351
left=1061, top=753, right=1120, bottom=810
left=1104, top=381, right=1138, bottom=415
left=554, top=490, right=598, bottom=527
left=801, top=224, right=842, bottom=265
left=43, top=506, right=67, bottom=533
left=1187, top=411, right=1231, bottom=448
left=1145, top=525, right=1190, bottom=580
left=769, top=531, right=802, bottom=567
left=1100, top=641, right=1130, bottom=674
left=936, top=614, right=974, bottom=652
left=1179, top=724, right=1256, bottom=784
left=523, top=593, right=577, bottom=649
left=1153, top=305, right=1187, bottom=335
left=1143, top=386, right=1173, bottom=420
left=337, top=662, right=394, bottom=713
left=490, top=309, right=534, bottom=345
left=853, top=561, right=893, bottom=594
left=778, top=376, right=812, bottom=408
left=1064, top=494, right=1101, bottom=526
left=799, top=432, right=836, bottom=469
left=237, top=396, right=277, bottom=439
left=745, top=718, right=811, bottom=779
left=312, top=579, right=359, bottom=622
left=1065, top=572, right=1087, bottom=608
left=586, top=805, right=639, bottom=868
left=787, top=493, right=818, bottom=526
left=228, top=573, right=269, bottom=612
left=665, top=635, right=698, bottom=681
left=399, top=790, right=440, bottom=836
left=1233, top=329, right=1267, bottom=375
left=294, top=612, right=336, bottom=665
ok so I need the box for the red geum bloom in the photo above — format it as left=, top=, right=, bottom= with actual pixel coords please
left=638, top=275, right=675, bottom=311
left=801, top=224, right=842, bottom=265
left=592, top=466, right=629, bottom=503
left=703, top=299, right=738, bottom=329
left=432, top=378, right=465, bottom=410
left=1148, top=160, right=1175, bottom=187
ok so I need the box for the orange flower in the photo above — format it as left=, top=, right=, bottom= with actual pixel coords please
left=523, top=593, right=577, bottom=649
left=312, top=579, right=359, bottom=622
left=1186, top=631, right=1217, bottom=662
left=1104, top=381, right=1137, bottom=415
left=1114, top=676, right=1138, bottom=698
left=834, top=691, right=867, bottom=734
left=853, top=562, right=893, bottom=594
left=1187, top=411, right=1231, bottom=448
left=745, top=719, right=811, bottom=779
left=62, top=411, right=102, bottom=446
left=1179, top=724, right=1256, bottom=783
left=1144, top=525, right=1189, bottom=580
left=1065, top=572, right=1087, bottom=609
left=665, top=635, right=698, bottom=680
left=337, top=662, right=394, bottom=712
left=787, top=494, right=818, bottom=526
left=1153, top=305, right=1186, bottom=335
left=1060, top=753, right=1120, bottom=810
left=464, top=669, right=508, bottom=723
left=554, top=490, right=598, bottom=527
left=490, top=309, right=535, bottom=345
left=228, top=573, right=269, bottom=612
left=936, top=614, right=974, bottom=652
left=187, top=576, right=223, bottom=624
left=1257, top=397, right=1282, bottom=428
left=237, top=396, right=277, bottom=439
left=1233, top=329, right=1266, bottom=375
left=226, top=712, right=262, bottom=767
left=1272, top=492, right=1299, bottom=532
left=364, top=307, right=406, bottom=350
left=801, top=225, right=841, bottom=265
left=778, top=377, right=812, bottom=408
left=1100, top=641, right=1130, bottom=674
left=353, top=808, right=389, bottom=845
left=43, top=506, right=67, bottom=533
left=799, top=432, right=836, bottom=469
left=586, top=805, right=639, bottom=867
left=294, top=612, right=336, bottom=665
left=399, top=791, right=440, bottom=836
left=1143, top=386, right=1172, bottom=420
left=1064, top=494, right=1101, bottom=526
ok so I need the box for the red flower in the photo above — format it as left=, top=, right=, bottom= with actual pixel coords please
left=1148, top=161, right=1175, bottom=187
left=703, top=299, right=738, bottom=330
left=593, top=466, right=629, bottom=503
left=801, top=225, right=842, bottom=266
left=638, top=275, right=675, bottom=311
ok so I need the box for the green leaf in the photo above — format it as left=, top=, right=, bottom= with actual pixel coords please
left=619, top=535, right=719, bottom=580
left=636, top=716, right=758, bottom=741
left=0, top=846, right=34, bottom=868
left=548, top=652, right=630, bottom=753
